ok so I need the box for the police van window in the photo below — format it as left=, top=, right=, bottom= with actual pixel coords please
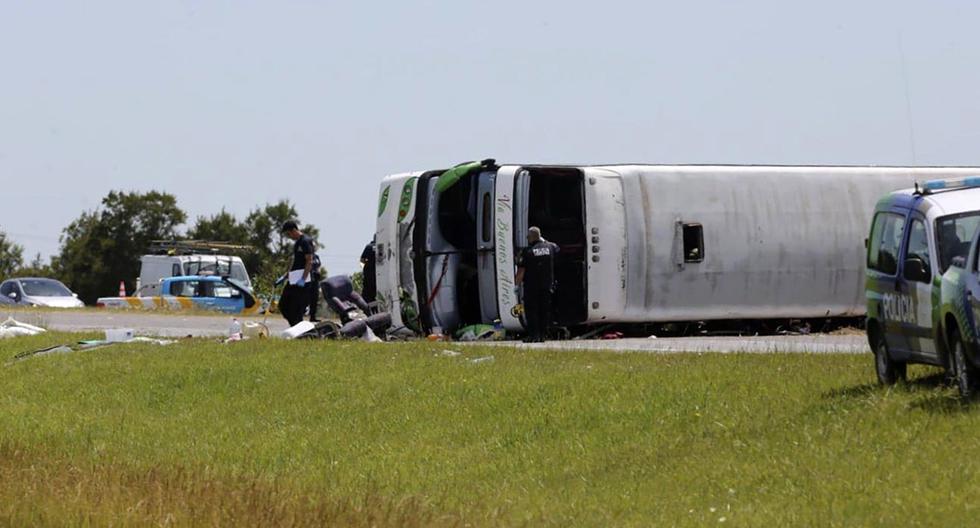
left=868, top=213, right=905, bottom=275
left=682, top=223, right=704, bottom=263
left=937, top=213, right=980, bottom=272
left=905, top=219, right=931, bottom=281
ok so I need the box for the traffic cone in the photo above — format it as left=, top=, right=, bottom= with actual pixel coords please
left=118, top=281, right=126, bottom=297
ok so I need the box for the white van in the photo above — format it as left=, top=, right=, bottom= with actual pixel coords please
left=376, top=163, right=980, bottom=336
left=137, top=254, right=252, bottom=297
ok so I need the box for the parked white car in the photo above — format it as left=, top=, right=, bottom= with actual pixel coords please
left=0, top=278, right=85, bottom=308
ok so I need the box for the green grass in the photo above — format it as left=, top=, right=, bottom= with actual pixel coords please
left=0, top=334, right=976, bottom=526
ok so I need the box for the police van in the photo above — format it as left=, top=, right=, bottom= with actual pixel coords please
left=866, top=177, right=980, bottom=394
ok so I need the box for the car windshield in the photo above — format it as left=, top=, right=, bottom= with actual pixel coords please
left=19, top=279, right=73, bottom=297
left=937, top=213, right=980, bottom=272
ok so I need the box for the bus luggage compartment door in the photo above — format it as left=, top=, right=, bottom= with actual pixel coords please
left=584, top=171, right=628, bottom=321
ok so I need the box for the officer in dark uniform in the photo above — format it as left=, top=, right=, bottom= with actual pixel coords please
left=360, top=237, right=377, bottom=303
left=308, top=252, right=323, bottom=322
left=279, top=220, right=315, bottom=327
left=516, top=227, right=560, bottom=343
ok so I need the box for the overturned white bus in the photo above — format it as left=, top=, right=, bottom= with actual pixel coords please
left=375, top=162, right=980, bottom=336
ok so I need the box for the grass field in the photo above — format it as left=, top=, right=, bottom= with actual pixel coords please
left=0, top=333, right=977, bottom=526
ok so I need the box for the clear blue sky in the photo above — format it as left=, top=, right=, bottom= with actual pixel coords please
left=3, top=1, right=980, bottom=273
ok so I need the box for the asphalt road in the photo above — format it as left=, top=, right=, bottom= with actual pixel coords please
left=2, top=310, right=290, bottom=338
left=2, top=309, right=870, bottom=353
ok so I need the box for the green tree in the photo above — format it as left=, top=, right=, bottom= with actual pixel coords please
left=245, top=201, right=320, bottom=266
left=185, top=201, right=320, bottom=301
left=17, top=252, right=56, bottom=278
left=186, top=209, right=250, bottom=243
left=0, top=230, right=24, bottom=281
left=55, top=191, right=186, bottom=304
left=242, top=201, right=320, bottom=295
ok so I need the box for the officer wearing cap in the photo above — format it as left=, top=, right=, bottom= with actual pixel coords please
left=516, top=227, right=560, bottom=343
left=280, top=220, right=315, bottom=327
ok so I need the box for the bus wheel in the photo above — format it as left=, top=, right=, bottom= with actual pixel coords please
left=874, top=334, right=906, bottom=385
left=949, top=329, right=976, bottom=399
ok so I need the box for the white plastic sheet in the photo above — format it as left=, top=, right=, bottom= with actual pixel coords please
left=0, top=317, right=46, bottom=339
left=362, top=326, right=382, bottom=343
left=280, top=321, right=316, bottom=339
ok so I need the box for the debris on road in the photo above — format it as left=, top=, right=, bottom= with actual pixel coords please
left=242, top=321, right=270, bottom=339
left=129, top=336, right=177, bottom=346
left=0, top=317, right=46, bottom=339
left=455, top=324, right=500, bottom=342
left=224, top=319, right=270, bottom=343
left=362, top=326, right=383, bottom=343
left=12, top=345, right=72, bottom=360
left=281, top=321, right=317, bottom=339
left=105, top=328, right=134, bottom=342
left=9, top=334, right=176, bottom=363
left=470, top=356, right=495, bottom=364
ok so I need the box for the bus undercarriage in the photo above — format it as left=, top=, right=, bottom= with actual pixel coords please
left=412, top=166, right=588, bottom=336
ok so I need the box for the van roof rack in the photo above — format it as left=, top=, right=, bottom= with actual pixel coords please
left=148, top=240, right=253, bottom=255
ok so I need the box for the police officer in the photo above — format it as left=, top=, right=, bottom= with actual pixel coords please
left=279, top=220, right=315, bottom=327
left=360, top=236, right=377, bottom=303
left=308, top=252, right=323, bottom=322
left=516, top=227, right=560, bottom=343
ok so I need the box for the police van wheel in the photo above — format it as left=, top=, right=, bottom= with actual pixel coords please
left=874, top=335, right=906, bottom=385
left=950, top=331, right=976, bottom=399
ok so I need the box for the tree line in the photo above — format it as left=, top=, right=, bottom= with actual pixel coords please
left=0, top=190, right=320, bottom=304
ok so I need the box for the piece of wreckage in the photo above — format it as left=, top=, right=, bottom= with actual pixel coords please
left=281, top=275, right=393, bottom=340
left=96, top=275, right=262, bottom=315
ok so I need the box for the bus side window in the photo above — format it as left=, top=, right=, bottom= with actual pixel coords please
left=682, top=223, right=704, bottom=263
